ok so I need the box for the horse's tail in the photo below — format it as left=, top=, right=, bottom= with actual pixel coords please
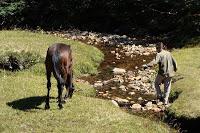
left=52, top=52, right=64, bottom=85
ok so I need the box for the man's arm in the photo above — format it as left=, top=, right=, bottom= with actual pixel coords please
left=146, top=53, right=160, bottom=67
left=172, top=55, right=177, bottom=72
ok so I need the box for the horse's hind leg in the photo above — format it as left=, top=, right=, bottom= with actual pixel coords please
left=57, top=82, right=64, bottom=109
left=64, top=82, right=69, bottom=100
left=68, top=73, right=75, bottom=98
left=45, top=70, right=51, bottom=109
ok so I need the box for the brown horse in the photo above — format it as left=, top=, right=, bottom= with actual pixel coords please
left=45, top=43, right=74, bottom=109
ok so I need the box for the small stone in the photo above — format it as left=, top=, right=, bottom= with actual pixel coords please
left=145, top=101, right=153, bottom=110
left=138, top=97, right=143, bottom=101
left=128, top=92, right=135, bottom=95
left=131, top=104, right=142, bottom=110
left=126, top=97, right=132, bottom=100
left=103, top=93, right=108, bottom=97
left=127, top=84, right=140, bottom=90
left=111, top=51, right=115, bottom=54
left=130, top=101, right=135, bottom=104
left=142, top=64, right=148, bottom=69
left=125, top=52, right=131, bottom=56
left=93, top=82, right=103, bottom=87
left=111, top=100, right=119, bottom=107
left=119, top=85, right=126, bottom=90
left=142, top=107, right=147, bottom=111
left=114, top=97, right=129, bottom=103
left=141, top=76, right=149, bottom=83
left=103, top=80, right=111, bottom=85
left=146, top=101, right=153, bottom=107
left=110, top=87, right=117, bottom=90
left=113, top=68, right=126, bottom=75
left=157, top=102, right=163, bottom=106
left=151, top=107, right=162, bottom=112
left=143, top=52, right=150, bottom=56
left=135, top=76, right=142, bottom=80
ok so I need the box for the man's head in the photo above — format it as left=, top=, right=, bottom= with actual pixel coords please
left=156, top=42, right=164, bottom=53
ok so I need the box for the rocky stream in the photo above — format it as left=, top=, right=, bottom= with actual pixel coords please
left=48, top=29, right=186, bottom=132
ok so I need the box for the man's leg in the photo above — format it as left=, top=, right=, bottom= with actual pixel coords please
left=163, top=77, right=172, bottom=105
left=154, top=74, right=164, bottom=101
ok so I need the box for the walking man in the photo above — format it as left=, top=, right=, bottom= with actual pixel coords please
left=149, top=42, right=177, bottom=105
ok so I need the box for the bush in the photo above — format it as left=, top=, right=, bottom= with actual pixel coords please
left=0, top=51, right=43, bottom=71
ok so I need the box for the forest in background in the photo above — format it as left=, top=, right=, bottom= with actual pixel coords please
left=0, top=0, right=199, bottom=47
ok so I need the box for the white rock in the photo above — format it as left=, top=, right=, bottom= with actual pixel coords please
left=138, top=97, right=143, bottom=101
left=111, top=51, right=115, bottom=54
left=135, top=76, right=142, bottom=80
left=110, top=87, right=117, bottom=90
left=112, top=68, right=126, bottom=75
left=151, top=107, right=162, bottom=112
left=131, top=104, right=142, bottom=110
left=114, top=97, right=129, bottom=103
left=143, top=52, right=150, bottom=56
left=94, top=82, right=103, bottom=87
left=125, top=52, right=131, bottom=56
left=119, top=85, right=126, bottom=90
left=111, top=100, right=119, bottom=107
left=128, top=92, right=136, bottom=95
left=146, top=101, right=153, bottom=107
left=145, top=102, right=153, bottom=110
left=128, top=84, right=140, bottom=90
left=157, top=102, right=163, bottom=106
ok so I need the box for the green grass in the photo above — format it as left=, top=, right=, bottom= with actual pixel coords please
left=169, top=46, right=200, bottom=118
left=0, top=30, right=172, bottom=132
left=0, top=30, right=103, bottom=76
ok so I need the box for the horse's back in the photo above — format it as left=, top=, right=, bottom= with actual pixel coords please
left=45, top=43, right=72, bottom=75
left=46, top=43, right=71, bottom=56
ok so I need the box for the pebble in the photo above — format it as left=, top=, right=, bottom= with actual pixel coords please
left=131, top=104, right=142, bottom=110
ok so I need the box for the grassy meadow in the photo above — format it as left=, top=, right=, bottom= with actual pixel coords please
left=0, top=30, right=172, bottom=132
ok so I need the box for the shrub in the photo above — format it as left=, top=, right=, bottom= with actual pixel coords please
left=0, top=51, right=43, bottom=71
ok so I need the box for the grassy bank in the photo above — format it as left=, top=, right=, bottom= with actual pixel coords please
left=0, top=30, right=173, bottom=132
left=169, top=46, right=200, bottom=118
left=0, top=30, right=103, bottom=76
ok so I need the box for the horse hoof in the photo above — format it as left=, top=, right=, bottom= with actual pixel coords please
left=58, top=104, right=63, bottom=109
left=45, top=104, right=50, bottom=110
left=62, top=100, right=66, bottom=104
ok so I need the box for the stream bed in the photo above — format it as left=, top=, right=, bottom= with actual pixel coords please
left=49, top=30, right=181, bottom=131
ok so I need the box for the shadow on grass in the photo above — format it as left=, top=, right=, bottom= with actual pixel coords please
left=165, top=111, right=200, bottom=133
left=7, top=96, right=46, bottom=111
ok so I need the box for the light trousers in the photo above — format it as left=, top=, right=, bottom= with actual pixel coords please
left=154, top=74, right=172, bottom=104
